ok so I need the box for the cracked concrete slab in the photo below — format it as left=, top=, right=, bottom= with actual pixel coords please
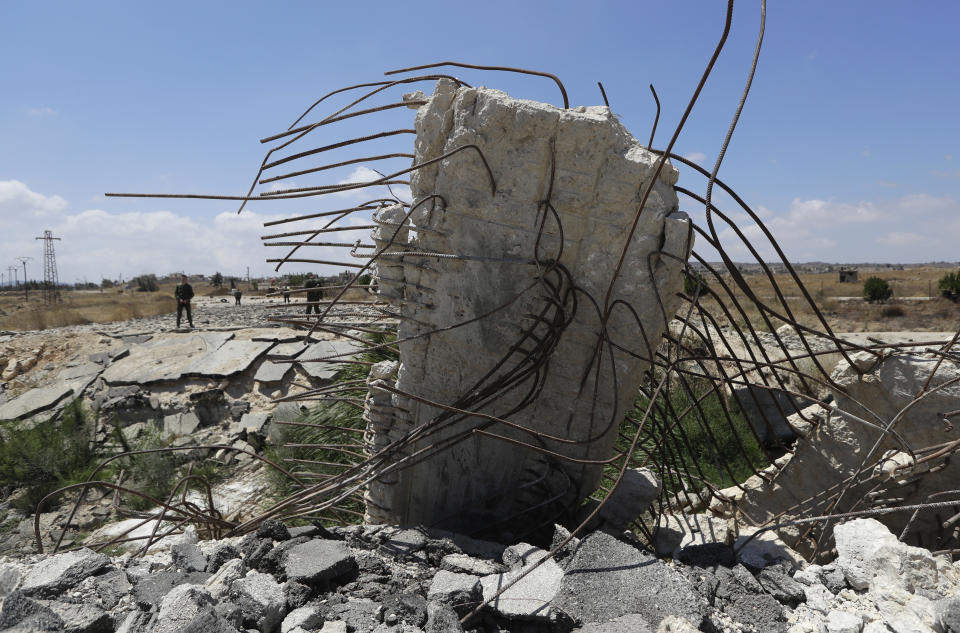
left=255, top=342, right=307, bottom=384
left=297, top=341, right=364, bottom=380
left=0, top=383, right=76, bottom=422
left=184, top=340, right=274, bottom=378
left=101, top=332, right=234, bottom=384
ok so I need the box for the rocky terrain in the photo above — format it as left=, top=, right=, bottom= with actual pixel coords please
left=0, top=517, right=956, bottom=633
left=1, top=303, right=958, bottom=632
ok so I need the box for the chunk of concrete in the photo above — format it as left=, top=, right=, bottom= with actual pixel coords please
left=553, top=531, right=706, bottom=629
left=479, top=544, right=563, bottom=621
left=172, top=542, right=208, bottom=573
left=154, top=584, right=236, bottom=633
left=133, top=571, right=212, bottom=608
left=428, top=571, right=482, bottom=613
left=40, top=599, right=112, bottom=633
left=232, top=570, right=287, bottom=633
left=206, top=558, right=245, bottom=600
left=283, top=539, right=357, bottom=585
left=834, top=518, right=938, bottom=594
left=440, top=553, right=502, bottom=576
left=0, top=592, right=65, bottom=631
left=596, top=468, right=660, bottom=531
left=282, top=606, right=324, bottom=633
left=19, top=548, right=111, bottom=597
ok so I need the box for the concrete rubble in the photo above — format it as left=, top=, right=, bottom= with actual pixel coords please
left=726, top=351, right=960, bottom=555
left=0, top=313, right=380, bottom=556
left=0, top=517, right=952, bottom=633
left=365, top=79, right=693, bottom=534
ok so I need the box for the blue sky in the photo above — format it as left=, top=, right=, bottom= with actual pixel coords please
left=1, top=1, right=957, bottom=282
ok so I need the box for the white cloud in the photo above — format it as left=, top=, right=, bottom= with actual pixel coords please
left=0, top=180, right=382, bottom=282
left=0, top=180, right=67, bottom=216
left=700, top=193, right=959, bottom=263
left=26, top=106, right=56, bottom=117
left=683, top=152, right=706, bottom=163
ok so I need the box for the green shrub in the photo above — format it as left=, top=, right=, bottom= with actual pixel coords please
left=134, top=274, right=158, bottom=292
left=628, top=377, right=769, bottom=495
left=938, top=270, right=960, bottom=301
left=0, top=400, right=97, bottom=512
left=863, top=277, right=892, bottom=303
left=683, top=271, right=710, bottom=297
left=265, top=329, right=398, bottom=523
left=107, top=426, right=227, bottom=511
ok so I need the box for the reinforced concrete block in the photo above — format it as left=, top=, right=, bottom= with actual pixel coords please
left=363, top=79, right=691, bottom=537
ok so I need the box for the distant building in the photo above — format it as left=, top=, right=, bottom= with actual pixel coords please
left=838, top=269, right=858, bottom=283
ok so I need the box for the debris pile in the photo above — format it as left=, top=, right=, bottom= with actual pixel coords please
left=0, top=518, right=956, bottom=633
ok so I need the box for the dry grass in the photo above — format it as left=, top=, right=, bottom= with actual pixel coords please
left=0, top=287, right=175, bottom=331
left=693, top=266, right=960, bottom=333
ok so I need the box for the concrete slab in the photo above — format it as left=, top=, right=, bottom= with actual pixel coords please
left=58, top=362, right=104, bottom=382
left=0, top=383, right=75, bottom=421
left=297, top=340, right=364, bottom=380
left=184, top=340, right=273, bottom=378
left=254, top=342, right=307, bottom=384
left=101, top=332, right=234, bottom=385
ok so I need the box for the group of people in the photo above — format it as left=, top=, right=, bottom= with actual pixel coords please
left=172, top=274, right=323, bottom=329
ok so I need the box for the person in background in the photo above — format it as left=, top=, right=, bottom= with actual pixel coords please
left=233, top=286, right=242, bottom=306
left=305, top=273, right=321, bottom=314
left=282, top=284, right=291, bottom=303
left=175, top=274, right=194, bottom=328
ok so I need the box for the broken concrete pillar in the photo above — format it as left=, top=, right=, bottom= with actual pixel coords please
left=363, top=79, right=691, bottom=536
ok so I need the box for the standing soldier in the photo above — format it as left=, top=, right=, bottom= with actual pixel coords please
left=175, top=274, right=194, bottom=328
left=305, top=273, right=321, bottom=314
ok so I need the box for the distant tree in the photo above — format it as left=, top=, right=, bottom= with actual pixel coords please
left=211, top=272, right=224, bottom=288
left=938, top=270, right=960, bottom=302
left=101, top=279, right=115, bottom=289
left=134, top=274, right=159, bottom=292
left=863, top=277, right=892, bottom=303
left=683, top=271, right=710, bottom=297
left=229, top=278, right=237, bottom=290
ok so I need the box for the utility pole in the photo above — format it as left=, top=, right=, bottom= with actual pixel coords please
left=15, top=256, right=32, bottom=301
left=35, top=230, right=62, bottom=303
left=7, top=267, right=17, bottom=290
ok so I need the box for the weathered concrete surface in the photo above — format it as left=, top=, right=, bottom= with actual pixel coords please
left=255, top=342, right=306, bottom=384
left=184, top=339, right=273, bottom=377
left=734, top=351, right=960, bottom=554
left=101, top=332, right=234, bottom=384
left=552, top=531, right=706, bottom=629
left=479, top=544, right=563, bottom=621
left=298, top=340, right=363, bottom=380
left=0, top=382, right=75, bottom=421
left=364, top=79, right=691, bottom=532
